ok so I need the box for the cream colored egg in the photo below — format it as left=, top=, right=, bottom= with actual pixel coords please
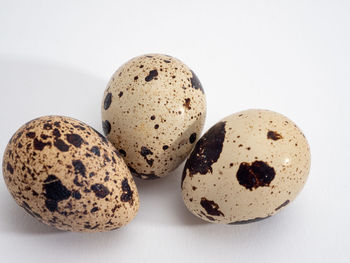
left=181, top=109, right=310, bottom=224
left=2, top=116, right=139, bottom=232
left=101, top=54, right=206, bottom=179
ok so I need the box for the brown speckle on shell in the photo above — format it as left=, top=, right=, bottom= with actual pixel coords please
left=200, top=197, right=224, bottom=217
left=182, top=121, right=226, bottom=187
left=145, top=69, right=158, bottom=82
left=104, top=93, right=112, bottom=110
left=102, top=120, right=111, bottom=135
left=267, top=130, right=283, bottom=140
left=236, top=161, right=276, bottom=190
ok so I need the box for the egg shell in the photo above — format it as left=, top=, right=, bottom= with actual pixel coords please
left=101, top=54, right=206, bottom=179
left=181, top=109, right=311, bottom=224
left=2, top=116, right=139, bottom=232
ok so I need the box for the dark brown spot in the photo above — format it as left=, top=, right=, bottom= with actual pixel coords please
left=104, top=93, right=112, bottom=110
left=72, top=124, right=86, bottom=131
left=275, top=200, right=290, bottom=211
left=90, top=146, right=100, bottom=156
left=73, top=176, right=83, bottom=187
left=121, top=178, right=133, bottom=204
left=183, top=98, right=191, bottom=110
left=162, top=145, right=169, bottom=150
left=90, top=207, right=99, bottom=213
left=66, top=134, right=83, bottom=148
left=150, top=115, right=155, bottom=120
left=200, top=197, right=224, bottom=217
left=26, top=132, right=36, bottom=138
left=72, top=160, right=86, bottom=178
left=146, top=159, right=154, bottom=166
left=52, top=128, right=61, bottom=137
left=102, top=120, right=111, bottom=135
left=200, top=211, right=216, bottom=221
left=34, top=138, right=51, bottom=151
left=163, top=59, right=171, bottom=63
left=6, top=162, right=14, bottom=174
left=134, top=76, right=138, bottom=81
left=54, top=121, right=60, bottom=127
left=154, top=124, right=159, bottom=129
left=43, top=123, right=52, bottom=130
left=43, top=175, right=71, bottom=212
left=189, top=133, right=196, bottom=144
left=84, top=223, right=100, bottom=230
left=140, top=146, right=154, bottom=166
left=44, top=200, right=58, bottom=213
left=182, top=122, right=226, bottom=188
left=111, top=205, right=121, bottom=214
left=190, top=70, right=204, bottom=93
left=91, top=184, right=110, bottom=198
left=118, top=91, right=123, bottom=98
left=145, top=69, right=158, bottom=82
left=40, top=134, right=49, bottom=140
left=267, top=131, right=283, bottom=140
left=128, top=165, right=160, bottom=180
left=72, top=191, right=81, bottom=200
left=119, top=149, right=126, bottom=157
left=229, top=216, right=271, bottom=225
left=236, top=161, right=275, bottom=190
left=54, top=139, right=69, bottom=152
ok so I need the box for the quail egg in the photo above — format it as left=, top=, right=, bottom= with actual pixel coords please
left=2, top=116, right=139, bottom=232
left=102, top=54, right=206, bottom=179
left=181, top=109, right=310, bottom=224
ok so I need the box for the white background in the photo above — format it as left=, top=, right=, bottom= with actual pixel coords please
left=0, top=1, right=349, bottom=262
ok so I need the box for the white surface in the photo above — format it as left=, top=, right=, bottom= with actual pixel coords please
left=0, top=1, right=349, bottom=262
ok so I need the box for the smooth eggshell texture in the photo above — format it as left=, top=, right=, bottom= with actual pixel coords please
left=181, top=109, right=310, bottom=224
left=2, top=116, right=139, bottom=232
left=101, top=54, right=206, bottom=179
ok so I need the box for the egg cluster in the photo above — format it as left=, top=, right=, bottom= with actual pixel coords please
left=2, top=54, right=310, bottom=232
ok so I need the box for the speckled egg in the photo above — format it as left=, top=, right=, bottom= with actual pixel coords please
left=2, top=116, right=139, bottom=232
left=181, top=109, right=310, bottom=224
left=101, top=54, right=206, bottom=179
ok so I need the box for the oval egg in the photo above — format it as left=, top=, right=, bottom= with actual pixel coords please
left=101, top=54, right=206, bottom=179
left=181, top=109, right=311, bottom=224
left=2, top=116, right=139, bottom=232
